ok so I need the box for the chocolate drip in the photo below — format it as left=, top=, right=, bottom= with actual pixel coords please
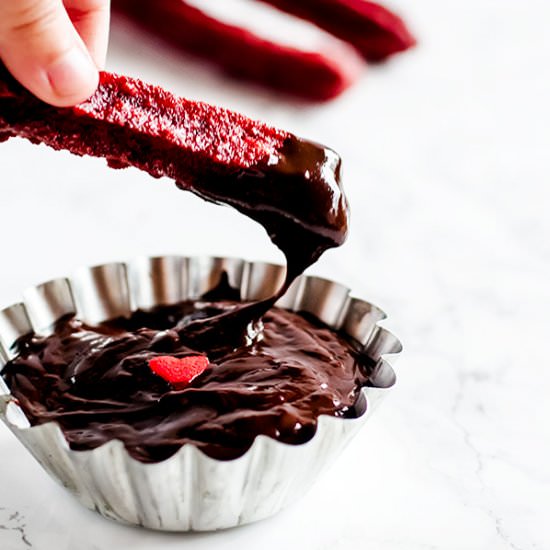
left=191, top=135, right=347, bottom=276
left=180, top=137, right=348, bottom=345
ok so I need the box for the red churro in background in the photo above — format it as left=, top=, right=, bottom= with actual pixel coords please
left=257, top=0, right=416, bottom=61
left=112, top=0, right=363, bottom=101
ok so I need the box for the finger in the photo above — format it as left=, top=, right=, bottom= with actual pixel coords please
left=64, top=0, right=111, bottom=68
left=0, top=0, right=98, bottom=106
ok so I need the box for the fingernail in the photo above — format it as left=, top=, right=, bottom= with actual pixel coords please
left=47, top=47, right=98, bottom=101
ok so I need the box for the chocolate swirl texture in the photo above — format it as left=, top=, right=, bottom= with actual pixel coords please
left=2, top=298, right=375, bottom=462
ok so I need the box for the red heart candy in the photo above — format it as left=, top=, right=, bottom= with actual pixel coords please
left=148, top=355, right=209, bottom=386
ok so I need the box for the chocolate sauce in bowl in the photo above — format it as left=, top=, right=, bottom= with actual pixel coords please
left=3, top=298, right=375, bottom=462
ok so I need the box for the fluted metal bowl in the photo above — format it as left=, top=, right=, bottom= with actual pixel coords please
left=0, top=256, right=402, bottom=531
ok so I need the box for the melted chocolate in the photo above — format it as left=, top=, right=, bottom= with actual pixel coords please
left=0, top=66, right=358, bottom=462
left=3, top=298, right=374, bottom=462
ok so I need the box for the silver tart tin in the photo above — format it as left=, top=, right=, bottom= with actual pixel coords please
left=0, top=256, right=402, bottom=532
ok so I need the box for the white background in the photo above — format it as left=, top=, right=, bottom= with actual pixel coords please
left=1, top=1, right=549, bottom=548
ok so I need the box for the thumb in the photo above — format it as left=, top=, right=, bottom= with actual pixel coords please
left=0, top=0, right=99, bottom=106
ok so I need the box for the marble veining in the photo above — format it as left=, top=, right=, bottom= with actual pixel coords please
left=0, top=508, right=31, bottom=547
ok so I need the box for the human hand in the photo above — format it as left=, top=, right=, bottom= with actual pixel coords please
left=0, top=0, right=110, bottom=107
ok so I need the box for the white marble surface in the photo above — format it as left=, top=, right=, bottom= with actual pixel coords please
left=1, top=0, right=549, bottom=548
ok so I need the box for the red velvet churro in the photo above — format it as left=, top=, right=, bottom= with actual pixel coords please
left=0, top=65, right=348, bottom=275
left=258, top=0, right=416, bottom=61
